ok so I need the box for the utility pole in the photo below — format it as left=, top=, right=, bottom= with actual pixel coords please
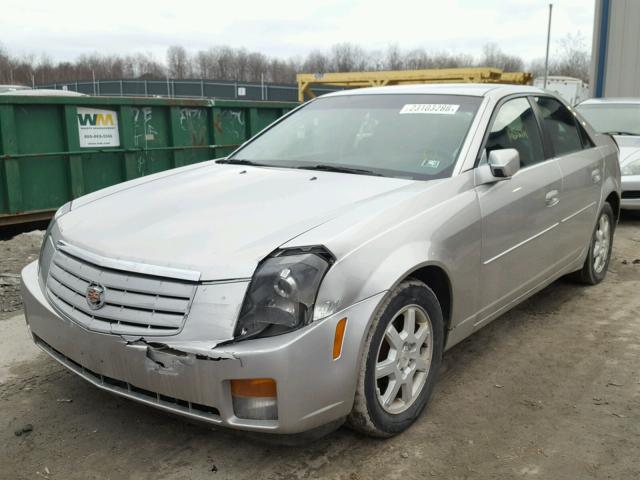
left=543, top=3, right=553, bottom=89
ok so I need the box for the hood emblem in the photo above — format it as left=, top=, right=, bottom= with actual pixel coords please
left=86, top=283, right=106, bottom=310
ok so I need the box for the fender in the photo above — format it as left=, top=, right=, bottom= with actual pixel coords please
left=310, top=171, right=483, bottom=355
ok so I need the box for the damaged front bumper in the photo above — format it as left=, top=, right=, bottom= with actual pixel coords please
left=21, top=261, right=384, bottom=434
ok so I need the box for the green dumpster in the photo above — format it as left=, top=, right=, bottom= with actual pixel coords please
left=0, top=95, right=297, bottom=226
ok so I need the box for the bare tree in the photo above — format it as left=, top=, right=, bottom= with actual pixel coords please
left=330, top=43, right=368, bottom=72
left=554, top=33, right=590, bottom=81
left=432, top=51, right=475, bottom=69
left=167, top=45, right=189, bottom=79
left=0, top=41, right=536, bottom=87
left=129, top=52, right=166, bottom=79
left=529, top=33, right=591, bottom=83
left=479, top=43, right=524, bottom=72
left=195, top=49, right=214, bottom=78
left=302, top=50, right=330, bottom=74
left=404, top=49, right=430, bottom=70
left=0, top=43, right=12, bottom=83
left=246, top=52, right=269, bottom=82
left=384, top=44, right=404, bottom=70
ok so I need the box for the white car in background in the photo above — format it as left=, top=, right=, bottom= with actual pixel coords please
left=0, top=88, right=86, bottom=96
left=0, top=85, right=32, bottom=93
left=577, top=98, right=640, bottom=210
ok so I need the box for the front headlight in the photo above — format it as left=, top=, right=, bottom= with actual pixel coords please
left=54, top=201, right=72, bottom=220
left=38, top=202, right=71, bottom=286
left=621, top=157, right=640, bottom=176
left=234, top=247, right=333, bottom=341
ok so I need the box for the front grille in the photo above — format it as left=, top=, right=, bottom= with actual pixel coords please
left=622, top=190, right=640, bottom=199
left=34, top=335, right=220, bottom=420
left=46, top=248, right=197, bottom=336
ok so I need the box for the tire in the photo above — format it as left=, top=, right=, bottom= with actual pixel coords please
left=348, top=280, right=444, bottom=437
left=572, top=203, right=615, bottom=285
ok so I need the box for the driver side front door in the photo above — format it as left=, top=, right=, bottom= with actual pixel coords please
left=475, top=96, right=564, bottom=329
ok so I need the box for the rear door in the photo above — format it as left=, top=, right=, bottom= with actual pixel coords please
left=475, top=96, right=564, bottom=326
left=533, top=96, right=602, bottom=264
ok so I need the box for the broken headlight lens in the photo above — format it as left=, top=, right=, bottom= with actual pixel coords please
left=234, top=248, right=333, bottom=341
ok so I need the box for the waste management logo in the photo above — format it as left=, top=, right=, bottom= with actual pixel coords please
left=76, top=107, right=120, bottom=148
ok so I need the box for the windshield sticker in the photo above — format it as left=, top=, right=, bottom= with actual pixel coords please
left=421, top=159, right=441, bottom=169
left=399, top=104, right=460, bottom=115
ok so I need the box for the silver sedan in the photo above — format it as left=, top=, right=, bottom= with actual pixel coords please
left=577, top=98, right=640, bottom=210
left=22, top=84, right=621, bottom=438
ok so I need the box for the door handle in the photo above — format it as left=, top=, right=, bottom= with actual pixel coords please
left=545, top=189, right=560, bottom=207
left=591, top=168, right=601, bottom=184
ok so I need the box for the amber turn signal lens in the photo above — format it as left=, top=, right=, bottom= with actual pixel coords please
left=333, top=317, right=347, bottom=360
left=230, top=378, right=277, bottom=398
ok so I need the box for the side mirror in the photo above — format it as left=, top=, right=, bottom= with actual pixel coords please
left=488, top=148, right=520, bottom=178
left=476, top=148, right=520, bottom=185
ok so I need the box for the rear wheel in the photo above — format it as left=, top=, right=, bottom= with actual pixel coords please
left=348, top=280, right=443, bottom=437
left=573, top=203, right=614, bottom=285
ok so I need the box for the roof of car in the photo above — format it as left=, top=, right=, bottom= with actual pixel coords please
left=322, top=83, right=547, bottom=98
left=578, top=97, right=640, bottom=105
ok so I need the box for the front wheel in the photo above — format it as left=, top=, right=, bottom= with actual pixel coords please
left=347, top=280, right=444, bottom=437
left=573, top=203, right=614, bottom=285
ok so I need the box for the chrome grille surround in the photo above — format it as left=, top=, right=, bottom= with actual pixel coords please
left=45, top=245, right=199, bottom=336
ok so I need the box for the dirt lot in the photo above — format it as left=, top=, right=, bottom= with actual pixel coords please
left=1, top=216, right=639, bottom=480
left=0, top=230, right=43, bottom=319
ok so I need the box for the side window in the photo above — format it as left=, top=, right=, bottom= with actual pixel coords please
left=485, top=97, right=544, bottom=168
left=535, top=97, right=584, bottom=156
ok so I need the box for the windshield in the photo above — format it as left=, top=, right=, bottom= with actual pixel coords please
left=230, top=94, right=482, bottom=180
left=576, top=103, right=640, bottom=136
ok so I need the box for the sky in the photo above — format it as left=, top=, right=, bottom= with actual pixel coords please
left=1, top=0, right=595, bottom=63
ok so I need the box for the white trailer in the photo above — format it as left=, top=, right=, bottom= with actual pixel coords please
left=533, top=76, right=590, bottom=106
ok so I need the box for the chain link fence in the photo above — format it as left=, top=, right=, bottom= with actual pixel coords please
left=37, top=78, right=340, bottom=102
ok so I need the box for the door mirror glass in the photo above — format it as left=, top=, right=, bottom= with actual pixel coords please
left=488, top=148, right=520, bottom=178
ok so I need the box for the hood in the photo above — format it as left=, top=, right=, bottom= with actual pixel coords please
left=613, top=135, right=640, bottom=164
left=57, top=163, right=417, bottom=280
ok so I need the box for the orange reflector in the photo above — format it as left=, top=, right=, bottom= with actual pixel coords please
left=230, top=378, right=277, bottom=398
left=333, top=317, right=348, bottom=360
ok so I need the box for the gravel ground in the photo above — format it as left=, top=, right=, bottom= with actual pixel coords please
left=0, top=230, right=43, bottom=319
left=0, top=216, right=639, bottom=480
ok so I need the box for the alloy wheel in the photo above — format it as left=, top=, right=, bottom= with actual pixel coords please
left=593, top=213, right=611, bottom=274
left=375, top=304, right=434, bottom=414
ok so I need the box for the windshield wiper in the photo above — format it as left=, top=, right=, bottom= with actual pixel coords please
left=604, top=131, right=639, bottom=136
left=216, top=158, right=270, bottom=166
left=296, top=164, right=383, bottom=176
left=218, top=159, right=384, bottom=177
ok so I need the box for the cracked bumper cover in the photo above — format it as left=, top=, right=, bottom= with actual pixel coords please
left=21, top=261, right=384, bottom=434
